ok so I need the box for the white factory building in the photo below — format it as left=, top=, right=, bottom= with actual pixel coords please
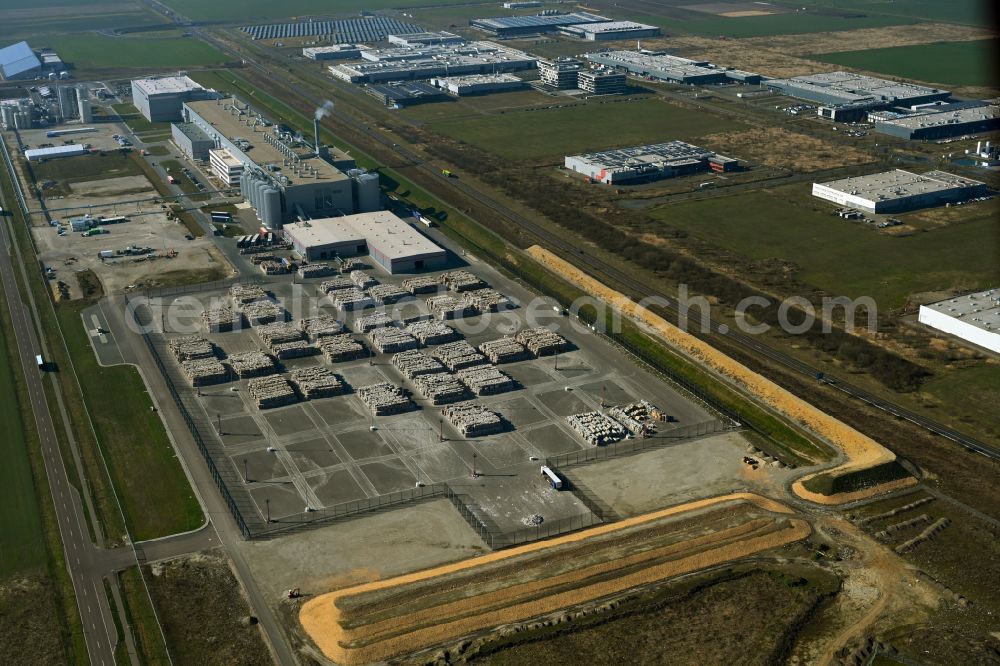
left=283, top=211, right=446, bottom=273
left=811, top=169, right=988, bottom=213
left=918, top=289, right=1000, bottom=354
left=131, top=76, right=218, bottom=122
left=566, top=141, right=739, bottom=184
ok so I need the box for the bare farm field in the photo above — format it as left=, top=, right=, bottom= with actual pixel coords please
left=743, top=22, right=999, bottom=56
left=699, top=127, right=876, bottom=172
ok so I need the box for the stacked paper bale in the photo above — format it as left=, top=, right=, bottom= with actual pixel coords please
left=290, top=366, right=345, bottom=400
left=319, top=276, right=354, bottom=294
left=432, top=341, right=488, bottom=372
left=567, top=411, right=627, bottom=446
left=248, top=375, right=297, bottom=409
left=329, top=288, right=373, bottom=311
left=405, top=320, right=459, bottom=346
left=168, top=336, right=216, bottom=362
left=228, top=351, right=276, bottom=378
left=259, top=260, right=287, bottom=276
left=271, top=340, right=318, bottom=360
left=257, top=321, right=303, bottom=346
left=241, top=300, right=285, bottom=326
left=515, top=327, right=571, bottom=357
left=456, top=366, right=516, bottom=396
left=203, top=305, right=241, bottom=333
left=356, top=382, right=414, bottom=416
left=317, top=334, right=368, bottom=363
left=180, top=358, right=229, bottom=387
left=367, top=283, right=408, bottom=305
left=354, top=311, right=394, bottom=334
left=463, top=288, right=511, bottom=312
left=479, top=337, right=530, bottom=364
left=299, top=314, right=344, bottom=340
left=230, top=283, right=267, bottom=305
left=298, top=263, right=335, bottom=279
left=350, top=270, right=378, bottom=290
left=608, top=402, right=657, bottom=436
left=443, top=403, right=504, bottom=437
left=427, top=294, right=478, bottom=320
left=370, top=327, right=418, bottom=353
left=401, top=276, right=440, bottom=294
left=392, top=350, right=445, bottom=379
left=440, top=270, right=486, bottom=292
left=248, top=254, right=277, bottom=265
left=339, top=258, right=366, bottom=273
left=412, top=373, right=469, bottom=405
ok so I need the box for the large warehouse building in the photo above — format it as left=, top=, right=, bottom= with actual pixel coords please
left=283, top=211, right=446, bottom=273
left=0, top=41, right=42, bottom=80
left=329, top=41, right=535, bottom=83
left=178, top=98, right=380, bottom=227
left=558, top=21, right=660, bottom=41
left=918, top=289, right=1000, bottom=354
left=584, top=50, right=761, bottom=85
left=431, top=73, right=525, bottom=96
left=132, top=76, right=218, bottom=122
left=470, top=11, right=609, bottom=37
left=766, top=71, right=950, bottom=121
left=566, top=141, right=739, bottom=184
left=812, top=169, right=988, bottom=213
left=874, top=100, right=1000, bottom=140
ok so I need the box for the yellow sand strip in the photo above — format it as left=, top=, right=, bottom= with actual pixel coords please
left=525, top=246, right=902, bottom=503
left=300, top=493, right=799, bottom=664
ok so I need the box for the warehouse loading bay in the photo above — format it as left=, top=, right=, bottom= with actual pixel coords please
left=131, top=255, right=800, bottom=553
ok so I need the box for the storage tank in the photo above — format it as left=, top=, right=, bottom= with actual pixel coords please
left=262, top=186, right=282, bottom=228
left=352, top=171, right=380, bottom=213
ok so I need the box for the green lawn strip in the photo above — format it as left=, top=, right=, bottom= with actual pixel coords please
left=111, top=103, right=171, bottom=135
left=102, top=577, right=129, bottom=666
left=802, top=460, right=912, bottom=495
left=117, top=567, right=170, bottom=665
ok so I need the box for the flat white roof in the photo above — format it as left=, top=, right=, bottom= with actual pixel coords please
left=285, top=211, right=444, bottom=261
left=133, top=75, right=204, bottom=96
left=816, top=169, right=985, bottom=201
left=25, top=144, right=88, bottom=159
left=922, top=288, right=1000, bottom=335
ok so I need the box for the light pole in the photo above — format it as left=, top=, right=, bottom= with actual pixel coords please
left=243, top=457, right=248, bottom=483
left=265, top=497, right=270, bottom=523
left=472, top=452, right=478, bottom=478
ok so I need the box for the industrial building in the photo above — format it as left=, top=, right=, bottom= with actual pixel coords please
left=302, top=44, right=365, bottom=60
left=432, top=73, right=525, bottom=95
left=565, top=141, right=739, bottom=184
left=171, top=121, right=215, bottom=160
left=811, top=169, right=988, bottom=213
left=558, top=21, right=661, bottom=41
left=873, top=100, right=1000, bottom=140
left=387, top=31, right=464, bottom=47
left=584, top=50, right=761, bottom=85
left=365, top=82, right=448, bottom=106
left=329, top=41, right=535, bottom=84
left=209, top=148, right=244, bottom=186
left=131, top=76, right=217, bottom=122
left=578, top=70, right=626, bottom=95
left=918, top=289, right=1000, bottom=354
left=503, top=1, right=541, bottom=8
left=241, top=16, right=422, bottom=41
left=283, top=211, right=446, bottom=273
left=178, top=98, right=380, bottom=228
left=766, top=71, right=950, bottom=121
left=470, top=11, right=610, bottom=37
left=0, top=41, right=42, bottom=80
left=538, top=58, right=584, bottom=89
left=25, top=145, right=90, bottom=161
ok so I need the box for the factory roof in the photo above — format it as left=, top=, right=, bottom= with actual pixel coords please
left=387, top=31, right=464, bottom=45
left=25, top=144, right=89, bottom=160
left=172, top=121, right=212, bottom=143
left=209, top=147, right=243, bottom=168
left=434, top=73, right=523, bottom=85
left=568, top=141, right=733, bottom=172
left=472, top=11, right=610, bottom=30
left=302, top=44, right=364, bottom=57
left=330, top=41, right=535, bottom=81
left=366, top=81, right=446, bottom=102
left=133, top=75, right=205, bottom=96
left=876, top=100, right=999, bottom=130
left=816, top=169, right=985, bottom=201
left=285, top=211, right=444, bottom=260
left=562, top=20, right=660, bottom=34
left=585, top=50, right=724, bottom=81
left=0, top=41, right=42, bottom=79
left=767, top=71, right=947, bottom=104
left=922, top=288, right=1000, bottom=336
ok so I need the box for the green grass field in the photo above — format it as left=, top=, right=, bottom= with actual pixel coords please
left=38, top=34, right=227, bottom=71
left=650, top=187, right=1000, bottom=309
left=768, top=0, right=992, bottom=27
left=160, top=0, right=477, bottom=22
left=112, top=103, right=172, bottom=135
left=429, top=99, right=741, bottom=161
left=813, top=39, right=1000, bottom=88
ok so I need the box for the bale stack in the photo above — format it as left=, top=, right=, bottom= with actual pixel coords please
left=515, top=327, right=571, bottom=357
left=203, top=305, right=241, bottom=333
left=427, top=294, right=478, bottom=320
left=440, top=270, right=486, bottom=292
left=405, top=320, right=459, bottom=346
left=248, top=254, right=277, bottom=265
left=259, top=260, right=287, bottom=275
left=368, top=283, right=408, bottom=305
left=356, top=382, right=414, bottom=416
left=247, top=375, right=298, bottom=409
left=350, top=270, right=378, bottom=289
left=370, top=327, right=418, bottom=353
left=567, top=412, right=627, bottom=446
left=230, top=283, right=267, bottom=305
left=354, top=311, right=394, bottom=334
left=479, top=337, right=530, bottom=364
left=180, top=358, right=229, bottom=387
left=432, top=341, right=488, bottom=372
left=457, top=366, right=517, bottom=396
left=329, top=288, right=373, bottom=311
left=168, top=336, right=216, bottom=362
left=317, top=334, right=368, bottom=363
left=339, top=258, right=366, bottom=273
left=464, top=288, right=511, bottom=312
left=228, top=351, right=276, bottom=378
left=257, top=321, right=303, bottom=346
left=392, top=350, right=445, bottom=379
left=442, top=403, right=504, bottom=437
left=241, top=300, right=286, bottom=326
left=298, top=263, right=335, bottom=279
left=290, top=366, right=345, bottom=400
left=412, top=373, right=469, bottom=405
left=270, top=340, right=318, bottom=360
left=299, top=314, right=344, bottom=340
left=319, top=276, right=354, bottom=294
left=608, top=402, right=655, bottom=435
left=401, top=276, right=440, bottom=294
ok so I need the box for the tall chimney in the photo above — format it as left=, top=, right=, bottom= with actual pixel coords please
left=314, top=117, right=321, bottom=155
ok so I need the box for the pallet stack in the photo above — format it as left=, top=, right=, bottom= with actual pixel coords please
left=298, top=263, right=335, bottom=279
left=230, top=283, right=267, bottom=305
left=456, top=366, right=517, bottom=396
left=515, top=327, right=571, bottom=356
left=247, top=375, right=298, bottom=409
left=328, top=288, right=373, bottom=311
left=412, top=373, right=469, bottom=405
left=442, top=403, right=504, bottom=437
left=432, top=341, right=488, bottom=372
left=391, top=350, right=445, bottom=379
left=367, top=283, right=408, bottom=305
left=298, top=314, right=345, bottom=340
left=370, top=327, right=418, bottom=353
left=427, top=294, right=478, bottom=320
left=317, top=334, right=368, bottom=363
left=440, top=270, right=486, bottom=292
left=350, top=270, right=378, bottom=289
left=354, top=311, right=394, bottom=334
left=290, top=366, right=346, bottom=400
left=567, top=411, right=627, bottom=446
left=242, top=300, right=286, bottom=326
left=203, top=305, right=241, bottom=333
left=319, top=276, right=354, bottom=294
left=405, top=319, right=459, bottom=346
left=463, top=288, right=511, bottom=312
left=479, top=337, right=530, bottom=364
left=180, top=358, right=229, bottom=387
left=356, top=382, right=414, bottom=416
left=401, top=276, right=440, bottom=294
left=228, top=351, right=276, bottom=378
left=168, top=336, right=216, bottom=362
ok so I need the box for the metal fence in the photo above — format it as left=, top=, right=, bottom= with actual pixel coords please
left=140, top=276, right=250, bottom=299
